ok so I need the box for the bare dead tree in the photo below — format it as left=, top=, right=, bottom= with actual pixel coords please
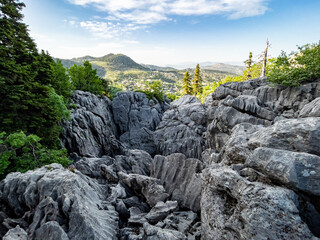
left=260, top=39, right=269, bottom=77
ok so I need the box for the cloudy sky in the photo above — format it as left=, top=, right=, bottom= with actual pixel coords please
left=23, top=0, right=320, bottom=66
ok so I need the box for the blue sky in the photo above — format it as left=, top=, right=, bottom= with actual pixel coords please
left=22, top=0, right=320, bottom=67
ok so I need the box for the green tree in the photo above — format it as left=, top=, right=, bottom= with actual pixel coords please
left=69, top=61, right=104, bottom=94
left=268, top=42, right=320, bottom=86
left=192, top=64, right=203, bottom=95
left=244, top=52, right=253, bottom=79
left=0, top=131, right=70, bottom=178
left=182, top=71, right=192, bottom=95
left=51, top=59, right=74, bottom=99
left=0, top=0, right=70, bottom=147
left=136, top=80, right=164, bottom=101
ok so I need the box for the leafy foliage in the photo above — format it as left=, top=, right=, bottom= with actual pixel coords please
left=51, top=59, right=74, bottom=99
left=0, top=0, right=71, bottom=147
left=268, top=43, right=320, bottom=86
left=167, top=93, right=179, bottom=101
left=0, top=131, right=70, bottom=177
left=136, top=80, right=164, bottom=101
left=200, top=59, right=275, bottom=103
left=69, top=61, right=105, bottom=95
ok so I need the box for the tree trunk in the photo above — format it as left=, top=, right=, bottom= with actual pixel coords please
left=260, top=39, right=269, bottom=77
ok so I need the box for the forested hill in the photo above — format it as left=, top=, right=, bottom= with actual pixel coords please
left=58, top=53, right=239, bottom=94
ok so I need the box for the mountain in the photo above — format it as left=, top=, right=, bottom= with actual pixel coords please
left=59, top=53, right=238, bottom=94
left=202, top=63, right=245, bottom=75
left=92, top=54, right=147, bottom=71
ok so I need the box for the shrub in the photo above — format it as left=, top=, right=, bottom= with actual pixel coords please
left=268, top=42, right=320, bottom=86
left=0, top=131, right=71, bottom=178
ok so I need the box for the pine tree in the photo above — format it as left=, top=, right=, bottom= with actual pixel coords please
left=0, top=0, right=70, bottom=147
left=244, top=52, right=253, bottom=79
left=182, top=71, right=192, bottom=95
left=192, top=64, right=203, bottom=95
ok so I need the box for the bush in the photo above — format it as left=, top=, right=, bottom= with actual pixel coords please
left=268, top=42, right=320, bottom=86
left=0, top=131, right=71, bottom=178
left=167, top=93, right=179, bottom=101
left=136, top=80, right=164, bottom=101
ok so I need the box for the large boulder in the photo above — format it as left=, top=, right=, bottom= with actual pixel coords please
left=299, top=97, right=320, bottom=118
left=112, top=91, right=169, bottom=154
left=151, top=153, right=204, bottom=212
left=246, top=147, right=320, bottom=196
left=154, top=95, right=206, bottom=159
left=248, top=117, right=320, bottom=156
left=0, top=164, right=119, bottom=240
left=61, top=91, right=121, bottom=157
left=118, top=172, right=169, bottom=207
left=201, top=166, right=317, bottom=240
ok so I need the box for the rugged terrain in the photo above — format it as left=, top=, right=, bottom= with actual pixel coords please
left=1, top=77, right=320, bottom=239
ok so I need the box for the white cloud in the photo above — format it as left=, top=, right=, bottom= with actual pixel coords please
left=79, top=20, right=146, bottom=39
left=68, top=0, right=269, bottom=24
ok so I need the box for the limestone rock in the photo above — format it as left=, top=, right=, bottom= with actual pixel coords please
left=112, top=91, right=169, bottom=154
left=151, top=153, right=204, bottom=212
left=61, top=90, right=121, bottom=157
left=118, top=172, right=169, bottom=207
left=34, top=221, right=69, bottom=240
left=143, top=222, right=187, bottom=240
left=0, top=164, right=119, bottom=240
left=246, top=147, right=320, bottom=196
left=3, top=225, right=27, bottom=240
left=145, top=201, right=178, bottom=224
left=248, top=117, right=320, bottom=156
left=162, top=211, right=200, bottom=240
left=201, top=166, right=316, bottom=240
left=299, top=97, right=320, bottom=118
left=154, top=95, right=206, bottom=159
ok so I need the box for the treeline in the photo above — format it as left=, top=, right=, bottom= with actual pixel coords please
left=0, top=0, right=112, bottom=177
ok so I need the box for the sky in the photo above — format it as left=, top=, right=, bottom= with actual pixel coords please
left=22, top=0, right=320, bottom=67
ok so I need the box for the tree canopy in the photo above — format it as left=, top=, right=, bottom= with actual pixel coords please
left=0, top=0, right=70, bottom=147
left=69, top=61, right=105, bottom=95
left=268, top=42, right=320, bottom=86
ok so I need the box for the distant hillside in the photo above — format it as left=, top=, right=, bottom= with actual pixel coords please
left=141, top=64, right=176, bottom=71
left=59, top=53, right=238, bottom=94
left=202, top=63, right=245, bottom=75
left=93, top=54, right=147, bottom=71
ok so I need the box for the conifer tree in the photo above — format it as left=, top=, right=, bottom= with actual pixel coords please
left=192, top=64, right=203, bottom=95
left=244, top=52, right=253, bottom=79
left=182, top=71, right=192, bottom=95
left=0, top=0, right=69, bottom=147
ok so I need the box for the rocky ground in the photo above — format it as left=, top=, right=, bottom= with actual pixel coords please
left=1, top=78, right=320, bottom=239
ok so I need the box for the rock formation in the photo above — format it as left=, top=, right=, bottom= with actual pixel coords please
left=113, top=91, right=170, bottom=155
left=1, top=78, right=320, bottom=239
left=61, top=90, right=121, bottom=157
left=154, top=95, right=207, bottom=159
left=202, top=78, right=320, bottom=239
